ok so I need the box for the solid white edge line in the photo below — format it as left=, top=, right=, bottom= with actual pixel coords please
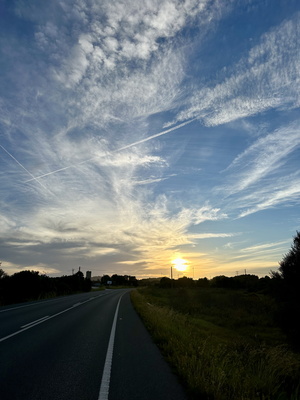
left=98, top=292, right=125, bottom=400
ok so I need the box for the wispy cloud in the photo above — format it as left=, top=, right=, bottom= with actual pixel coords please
left=188, top=233, right=237, bottom=240
left=238, top=176, right=300, bottom=217
left=170, top=13, right=300, bottom=126
left=44, top=0, right=208, bottom=86
left=223, top=240, right=289, bottom=268
left=222, top=122, right=300, bottom=193
left=211, top=120, right=300, bottom=218
left=240, top=240, right=290, bottom=254
left=28, top=0, right=224, bottom=133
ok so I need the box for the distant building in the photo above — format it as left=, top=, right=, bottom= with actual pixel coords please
left=86, top=271, right=92, bottom=280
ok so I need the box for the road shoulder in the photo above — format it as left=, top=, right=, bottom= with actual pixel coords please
left=110, top=291, right=188, bottom=400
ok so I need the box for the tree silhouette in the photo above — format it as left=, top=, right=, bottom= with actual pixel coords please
left=159, top=277, right=172, bottom=288
left=101, top=275, right=111, bottom=285
left=0, top=268, right=7, bottom=279
left=275, top=231, right=300, bottom=348
left=278, top=231, right=300, bottom=285
left=176, top=276, right=194, bottom=288
left=0, top=269, right=91, bottom=305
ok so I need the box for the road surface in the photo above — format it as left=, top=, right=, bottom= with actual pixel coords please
left=0, top=289, right=188, bottom=400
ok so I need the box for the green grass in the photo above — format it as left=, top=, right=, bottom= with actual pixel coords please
left=131, top=287, right=300, bottom=400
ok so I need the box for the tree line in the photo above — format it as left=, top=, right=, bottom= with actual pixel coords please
left=0, top=270, right=138, bottom=306
left=159, top=274, right=273, bottom=291
left=100, top=274, right=138, bottom=286
left=0, top=269, right=91, bottom=305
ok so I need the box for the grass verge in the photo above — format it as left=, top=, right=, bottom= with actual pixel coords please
left=131, top=288, right=300, bottom=400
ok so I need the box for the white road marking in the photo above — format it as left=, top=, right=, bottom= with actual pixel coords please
left=0, top=296, right=102, bottom=343
left=98, top=292, right=125, bottom=400
left=0, top=293, right=104, bottom=313
left=21, top=316, right=49, bottom=328
left=0, top=298, right=61, bottom=313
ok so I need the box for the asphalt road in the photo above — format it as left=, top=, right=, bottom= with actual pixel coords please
left=0, top=290, right=188, bottom=400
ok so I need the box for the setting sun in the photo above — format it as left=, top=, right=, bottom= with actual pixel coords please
left=172, top=258, right=188, bottom=272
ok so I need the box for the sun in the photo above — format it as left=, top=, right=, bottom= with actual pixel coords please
left=172, top=258, right=188, bottom=272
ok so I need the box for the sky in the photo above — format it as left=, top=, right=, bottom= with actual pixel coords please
left=0, top=0, right=299, bottom=279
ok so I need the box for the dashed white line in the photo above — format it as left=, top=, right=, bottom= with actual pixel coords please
left=0, top=295, right=102, bottom=343
left=21, top=316, right=49, bottom=328
left=0, top=299, right=60, bottom=313
left=0, top=293, right=105, bottom=313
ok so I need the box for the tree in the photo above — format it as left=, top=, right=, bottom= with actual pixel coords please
left=0, top=268, right=7, bottom=279
left=275, top=231, right=300, bottom=349
left=0, top=269, right=9, bottom=305
left=128, top=275, right=138, bottom=286
left=159, top=277, right=172, bottom=288
left=101, top=275, right=111, bottom=285
left=111, top=274, right=127, bottom=286
left=278, top=231, right=300, bottom=286
left=210, top=275, right=233, bottom=288
left=196, top=277, right=209, bottom=288
left=176, top=276, right=194, bottom=288
left=8, top=270, right=42, bottom=303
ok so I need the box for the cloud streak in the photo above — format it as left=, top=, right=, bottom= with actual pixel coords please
left=170, top=13, right=300, bottom=127
left=223, top=122, right=300, bottom=192
left=215, top=122, right=300, bottom=218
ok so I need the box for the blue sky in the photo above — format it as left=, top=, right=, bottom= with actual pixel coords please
left=0, top=0, right=299, bottom=279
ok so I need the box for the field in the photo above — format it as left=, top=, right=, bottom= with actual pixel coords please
left=131, top=287, right=300, bottom=400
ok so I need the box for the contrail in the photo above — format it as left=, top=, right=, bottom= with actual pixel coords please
left=114, top=118, right=197, bottom=152
left=23, top=155, right=106, bottom=183
left=24, top=118, right=197, bottom=183
left=0, top=144, right=49, bottom=191
left=24, top=165, right=76, bottom=181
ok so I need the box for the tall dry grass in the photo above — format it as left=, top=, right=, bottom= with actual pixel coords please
left=131, top=288, right=300, bottom=399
